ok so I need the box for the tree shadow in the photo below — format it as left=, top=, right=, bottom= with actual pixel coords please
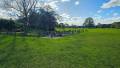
left=0, top=33, right=16, bottom=64
left=0, top=34, right=33, bottom=67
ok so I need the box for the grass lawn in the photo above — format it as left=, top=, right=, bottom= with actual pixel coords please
left=0, top=29, right=120, bottom=68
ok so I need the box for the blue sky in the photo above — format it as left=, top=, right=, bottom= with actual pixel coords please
left=59, top=0, right=120, bottom=18
left=0, top=0, right=120, bottom=25
left=59, top=0, right=108, bottom=17
left=52, top=0, right=120, bottom=25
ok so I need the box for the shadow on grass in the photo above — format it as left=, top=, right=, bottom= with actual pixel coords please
left=0, top=34, right=16, bottom=64
left=0, top=33, right=33, bottom=68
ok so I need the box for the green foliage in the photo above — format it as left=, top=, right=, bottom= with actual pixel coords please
left=112, top=22, right=120, bottom=28
left=96, top=23, right=112, bottom=28
left=0, top=19, right=16, bottom=31
left=83, top=17, right=95, bottom=28
left=0, top=29, right=120, bottom=68
left=29, top=8, right=57, bottom=31
left=17, top=7, right=58, bottom=33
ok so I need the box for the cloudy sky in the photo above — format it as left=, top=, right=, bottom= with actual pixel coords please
left=0, top=0, right=120, bottom=25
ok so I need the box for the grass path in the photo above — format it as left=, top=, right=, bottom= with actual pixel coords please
left=0, top=29, right=120, bottom=68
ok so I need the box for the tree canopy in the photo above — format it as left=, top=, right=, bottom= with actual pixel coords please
left=83, top=17, right=95, bottom=28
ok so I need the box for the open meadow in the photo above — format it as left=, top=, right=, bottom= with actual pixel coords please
left=0, top=29, right=120, bottom=68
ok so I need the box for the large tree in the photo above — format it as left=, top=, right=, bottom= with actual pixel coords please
left=29, top=5, right=58, bottom=32
left=83, top=17, right=95, bottom=28
left=2, top=0, right=37, bottom=35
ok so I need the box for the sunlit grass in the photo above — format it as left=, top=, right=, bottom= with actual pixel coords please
left=0, top=28, right=120, bottom=68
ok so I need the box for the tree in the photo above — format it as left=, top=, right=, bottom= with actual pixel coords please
left=58, top=23, right=65, bottom=28
left=112, top=22, right=120, bottom=28
left=24, top=5, right=58, bottom=35
left=2, top=0, right=37, bottom=35
left=83, top=17, right=95, bottom=28
left=96, top=23, right=102, bottom=28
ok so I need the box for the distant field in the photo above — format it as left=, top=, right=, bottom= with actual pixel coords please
left=0, top=29, right=120, bottom=68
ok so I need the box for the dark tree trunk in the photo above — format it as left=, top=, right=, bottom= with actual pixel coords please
left=23, top=13, right=30, bottom=36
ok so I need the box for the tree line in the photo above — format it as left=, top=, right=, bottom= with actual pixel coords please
left=83, top=17, right=120, bottom=28
left=1, top=16, right=120, bottom=34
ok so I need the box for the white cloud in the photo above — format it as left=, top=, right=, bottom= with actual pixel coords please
left=0, top=10, right=9, bottom=19
left=44, top=0, right=71, bottom=10
left=36, top=0, right=60, bottom=10
left=47, top=1, right=59, bottom=10
left=60, top=13, right=71, bottom=22
left=60, top=13, right=120, bottom=26
left=94, top=17, right=120, bottom=25
left=61, top=0, right=70, bottom=2
left=75, top=1, right=80, bottom=5
left=92, top=14, right=120, bottom=24
left=61, top=13, right=70, bottom=19
left=70, top=17, right=85, bottom=25
left=101, top=0, right=120, bottom=8
left=59, top=13, right=83, bottom=25
left=0, top=8, right=18, bottom=19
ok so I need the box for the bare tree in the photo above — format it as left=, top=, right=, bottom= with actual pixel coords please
left=2, top=0, right=38, bottom=35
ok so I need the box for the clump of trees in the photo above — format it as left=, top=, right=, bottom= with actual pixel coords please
left=96, top=22, right=120, bottom=28
left=96, top=23, right=112, bottom=28
left=17, top=6, right=58, bottom=36
left=0, top=7, right=58, bottom=36
left=1, top=0, right=58, bottom=35
left=0, top=0, right=59, bottom=36
left=111, top=22, right=120, bottom=29
left=83, top=17, right=95, bottom=28
left=0, top=19, right=16, bottom=32
left=2, top=0, right=38, bottom=35
left=83, top=17, right=120, bottom=29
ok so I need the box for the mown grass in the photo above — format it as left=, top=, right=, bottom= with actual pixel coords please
left=56, top=28, right=82, bottom=31
left=0, top=28, right=120, bottom=68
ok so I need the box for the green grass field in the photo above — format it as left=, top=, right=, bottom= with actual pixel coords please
left=0, top=29, right=120, bottom=68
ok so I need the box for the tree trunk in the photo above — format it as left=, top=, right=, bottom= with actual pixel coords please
left=23, top=14, right=30, bottom=36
